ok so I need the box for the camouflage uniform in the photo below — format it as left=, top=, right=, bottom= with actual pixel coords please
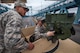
left=0, top=10, right=29, bottom=53
left=34, top=25, right=47, bottom=40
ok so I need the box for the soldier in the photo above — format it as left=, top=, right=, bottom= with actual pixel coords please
left=0, top=1, right=34, bottom=53
left=29, top=17, right=55, bottom=42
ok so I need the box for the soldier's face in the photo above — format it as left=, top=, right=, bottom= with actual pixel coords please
left=38, top=20, right=43, bottom=26
left=18, top=7, right=27, bottom=16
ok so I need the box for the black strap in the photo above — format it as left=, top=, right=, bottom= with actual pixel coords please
left=45, top=40, right=59, bottom=53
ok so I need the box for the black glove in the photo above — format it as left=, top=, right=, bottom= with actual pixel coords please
left=29, top=34, right=36, bottom=43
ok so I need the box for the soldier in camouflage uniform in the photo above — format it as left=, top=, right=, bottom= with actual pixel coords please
left=34, top=17, right=55, bottom=40
left=0, top=1, right=34, bottom=53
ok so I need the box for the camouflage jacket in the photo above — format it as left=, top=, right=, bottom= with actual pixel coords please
left=34, top=25, right=47, bottom=40
left=0, top=10, right=29, bottom=53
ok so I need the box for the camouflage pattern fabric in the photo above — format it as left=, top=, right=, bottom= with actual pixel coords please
left=34, top=25, right=47, bottom=40
left=0, top=10, right=29, bottom=53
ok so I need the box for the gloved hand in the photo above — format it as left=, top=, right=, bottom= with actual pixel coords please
left=29, top=34, right=35, bottom=42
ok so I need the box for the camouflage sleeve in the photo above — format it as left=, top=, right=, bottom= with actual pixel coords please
left=34, top=26, right=47, bottom=40
left=4, top=14, right=29, bottom=52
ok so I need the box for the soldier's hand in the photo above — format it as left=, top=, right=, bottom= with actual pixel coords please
left=28, top=42, right=34, bottom=50
left=46, top=31, right=55, bottom=36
